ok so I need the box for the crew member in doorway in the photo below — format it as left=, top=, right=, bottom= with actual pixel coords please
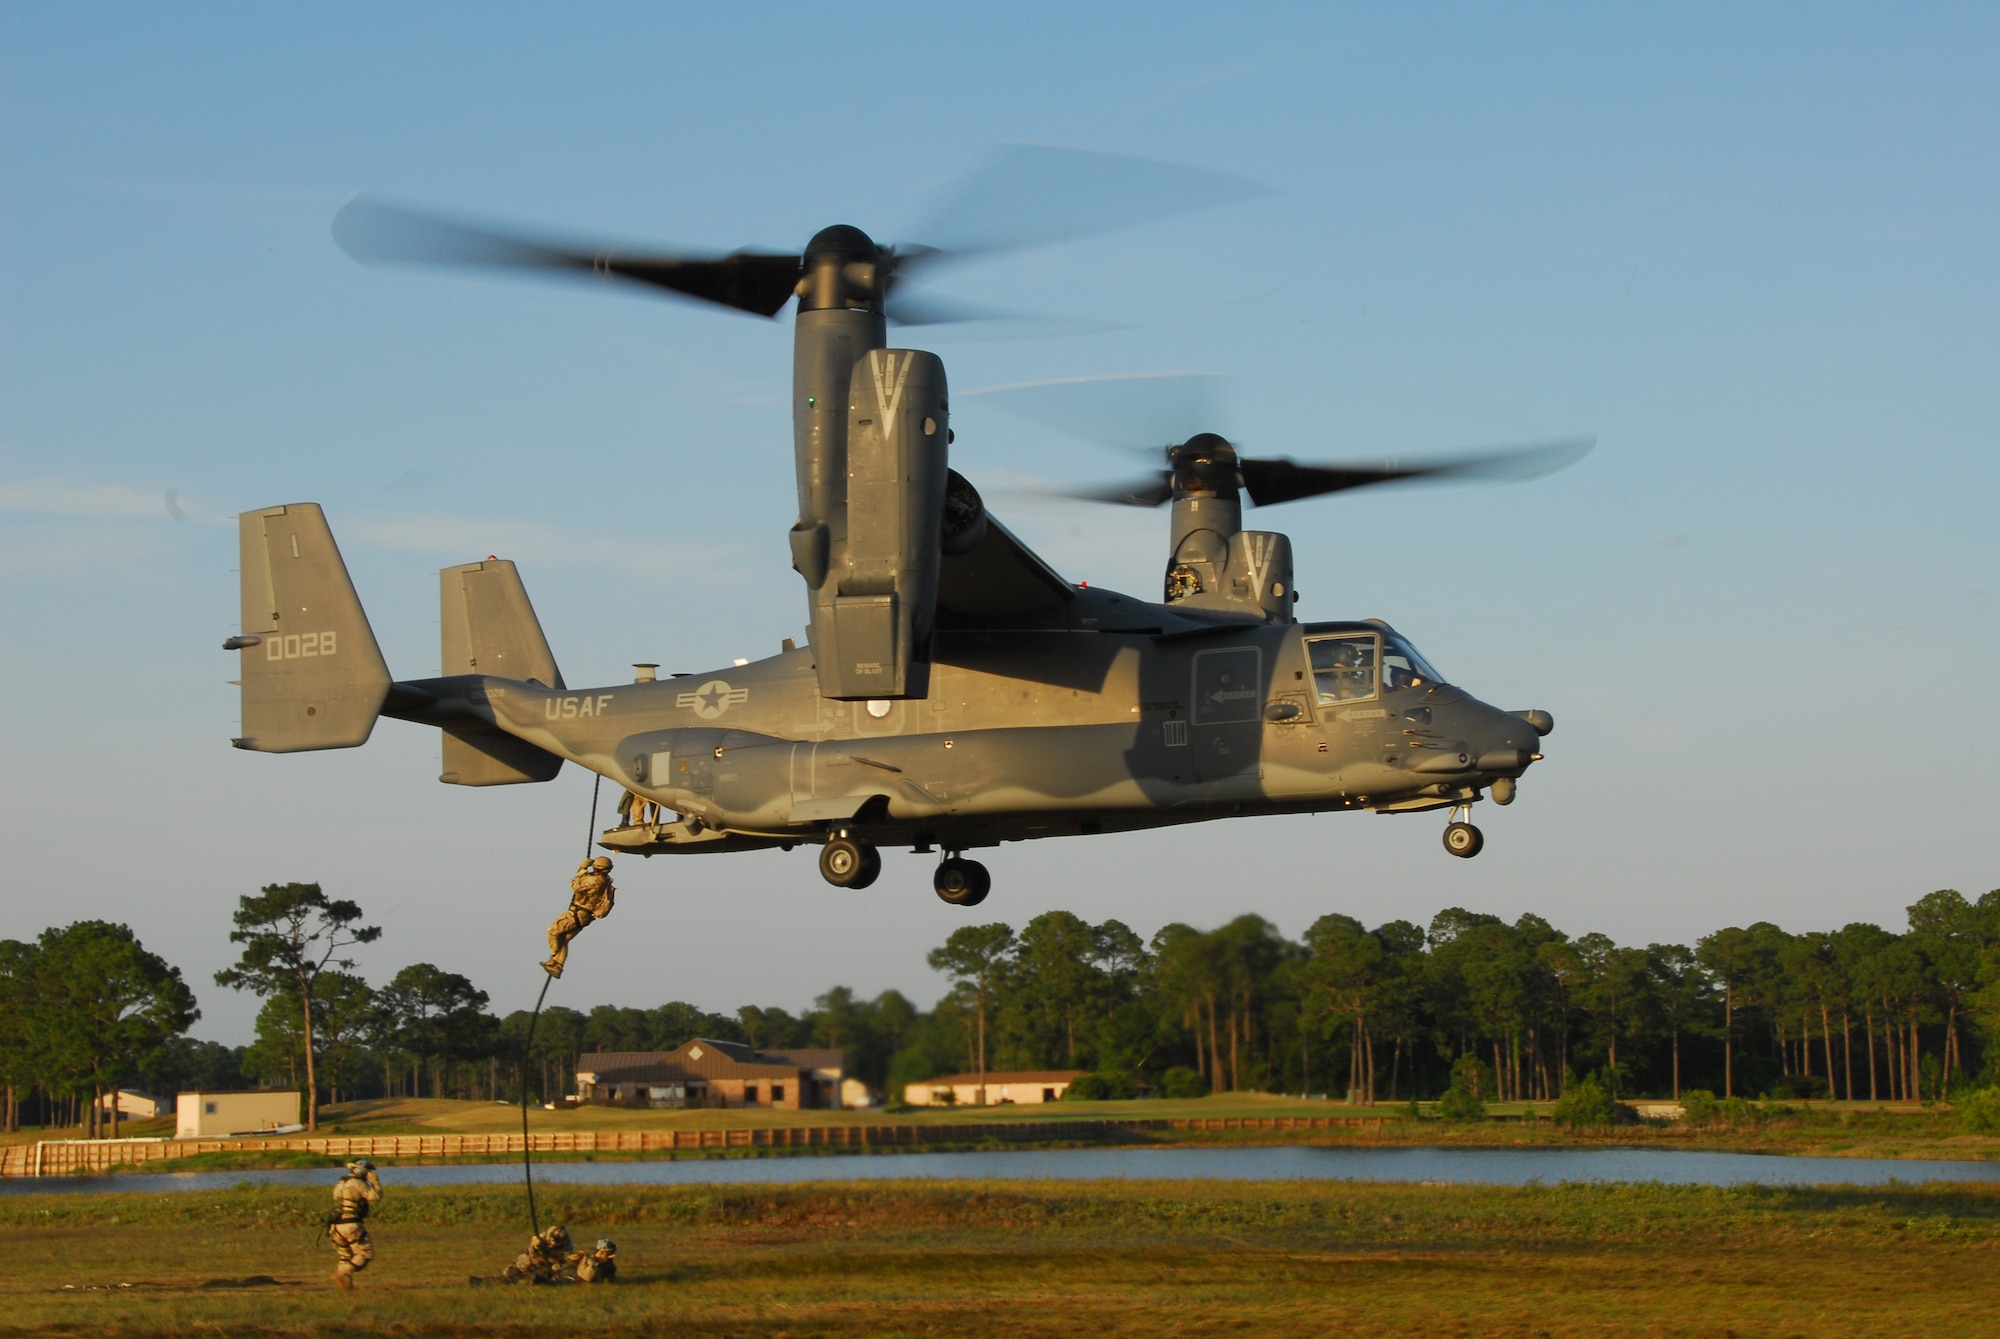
left=616, top=789, right=661, bottom=828
left=542, top=857, right=615, bottom=979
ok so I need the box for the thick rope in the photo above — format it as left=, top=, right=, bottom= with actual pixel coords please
left=518, top=972, right=552, bottom=1236
left=517, top=773, right=603, bottom=1238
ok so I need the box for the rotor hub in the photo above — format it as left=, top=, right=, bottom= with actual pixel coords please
left=800, top=224, right=884, bottom=313
left=1167, top=433, right=1242, bottom=500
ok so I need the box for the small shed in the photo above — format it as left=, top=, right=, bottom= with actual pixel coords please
left=94, top=1090, right=166, bottom=1119
left=175, top=1090, right=300, bottom=1138
left=903, top=1071, right=1086, bottom=1106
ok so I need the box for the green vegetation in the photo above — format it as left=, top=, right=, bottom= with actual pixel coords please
left=1436, top=1055, right=1487, bottom=1121
left=6, top=1179, right=1999, bottom=1336
left=214, top=881, right=383, bottom=1131
left=10, top=886, right=2000, bottom=1142
left=0, top=921, right=195, bottom=1139
left=1551, top=1074, right=1620, bottom=1128
left=1957, top=1084, right=2000, bottom=1133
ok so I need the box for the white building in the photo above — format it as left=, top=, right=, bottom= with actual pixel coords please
left=903, top=1071, right=1085, bottom=1106
left=93, top=1090, right=166, bottom=1119
left=175, top=1091, right=300, bottom=1138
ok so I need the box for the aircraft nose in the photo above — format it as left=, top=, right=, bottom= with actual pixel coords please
left=1471, top=703, right=1544, bottom=772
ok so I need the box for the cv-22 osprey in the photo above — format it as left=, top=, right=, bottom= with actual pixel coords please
left=227, top=151, right=1577, bottom=905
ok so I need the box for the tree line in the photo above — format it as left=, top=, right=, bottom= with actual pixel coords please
left=7, top=882, right=2000, bottom=1135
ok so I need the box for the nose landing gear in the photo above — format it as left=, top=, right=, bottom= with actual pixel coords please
left=820, top=835, right=882, bottom=888
left=1442, top=804, right=1484, bottom=859
left=933, top=854, right=991, bottom=907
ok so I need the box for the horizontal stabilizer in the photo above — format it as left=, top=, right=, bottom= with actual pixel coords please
left=441, top=726, right=563, bottom=786
left=232, top=504, right=391, bottom=752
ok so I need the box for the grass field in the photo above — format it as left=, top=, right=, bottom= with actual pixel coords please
left=6, top=1178, right=1997, bottom=1336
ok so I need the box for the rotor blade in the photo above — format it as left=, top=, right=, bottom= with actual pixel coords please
left=1238, top=438, right=1594, bottom=508
left=965, top=373, right=1226, bottom=452
left=910, top=144, right=1267, bottom=259
left=1058, top=472, right=1178, bottom=507
left=882, top=288, right=1025, bottom=326
left=331, top=197, right=802, bottom=318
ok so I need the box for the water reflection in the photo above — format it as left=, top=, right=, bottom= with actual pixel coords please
left=6, top=1144, right=1998, bottom=1197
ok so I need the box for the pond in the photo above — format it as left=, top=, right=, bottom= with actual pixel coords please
left=7, top=1143, right=1999, bottom=1196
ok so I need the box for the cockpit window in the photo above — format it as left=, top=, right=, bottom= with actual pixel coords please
left=1306, top=635, right=1377, bottom=704
left=1381, top=632, right=1445, bottom=692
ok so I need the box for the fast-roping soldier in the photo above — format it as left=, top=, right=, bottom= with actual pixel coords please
left=571, top=1238, right=618, bottom=1284
left=328, top=1159, right=382, bottom=1290
left=542, top=857, right=614, bottom=979
left=502, top=1223, right=574, bottom=1284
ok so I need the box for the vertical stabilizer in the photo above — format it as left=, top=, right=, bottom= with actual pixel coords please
left=232, top=504, right=392, bottom=751
left=437, top=559, right=564, bottom=785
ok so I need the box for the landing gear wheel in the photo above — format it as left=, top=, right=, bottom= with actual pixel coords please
left=1443, top=821, right=1484, bottom=858
left=820, top=837, right=881, bottom=888
left=933, top=857, right=991, bottom=906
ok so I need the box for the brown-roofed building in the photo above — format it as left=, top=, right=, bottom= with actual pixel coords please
left=903, top=1071, right=1086, bottom=1106
left=576, top=1038, right=862, bottom=1110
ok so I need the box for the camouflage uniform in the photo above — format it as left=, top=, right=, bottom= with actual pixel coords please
left=571, top=1238, right=618, bottom=1284
left=502, top=1224, right=574, bottom=1284
left=328, top=1161, right=381, bottom=1289
left=542, top=858, right=614, bottom=978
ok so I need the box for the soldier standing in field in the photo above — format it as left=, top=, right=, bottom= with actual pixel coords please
left=542, top=857, right=615, bottom=979
left=328, top=1159, right=382, bottom=1290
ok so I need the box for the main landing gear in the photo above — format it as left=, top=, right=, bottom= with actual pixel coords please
left=818, top=835, right=992, bottom=903
left=1442, top=804, right=1484, bottom=859
left=820, top=835, right=882, bottom=889
left=933, top=854, right=991, bottom=907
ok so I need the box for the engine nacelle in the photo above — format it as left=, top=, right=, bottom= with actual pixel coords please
left=795, top=348, right=949, bottom=699
left=1163, top=528, right=1295, bottom=624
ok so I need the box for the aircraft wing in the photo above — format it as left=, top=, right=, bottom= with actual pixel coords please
left=936, top=512, right=1075, bottom=618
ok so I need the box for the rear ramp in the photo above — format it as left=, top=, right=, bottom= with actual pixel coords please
left=437, top=559, right=565, bottom=785
left=231, top=503, right=392, bottom=751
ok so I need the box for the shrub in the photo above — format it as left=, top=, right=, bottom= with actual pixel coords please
left=1678, top=1090, right=1760, bottom=1126
left=1161, top=1067, right=1208, bottom=1100
left=1956, top=1086, right=2000, bottom=1134
left=1437, top=1055, right=1487, bottom=1122
left=1553, top=1076, right=1616, bottom=1129
left=1769, top=1074, right=1830, bottom=1101
left=1062, top=1072, right=1139, bottom=1101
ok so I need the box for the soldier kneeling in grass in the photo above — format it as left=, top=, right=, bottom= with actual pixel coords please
left=500, top=1224, right=573, bottom=1284
left=570, top=1238, right=618, bottom=1284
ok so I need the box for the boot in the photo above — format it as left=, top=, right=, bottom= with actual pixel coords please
left=540, top=957, right=564, bottom=979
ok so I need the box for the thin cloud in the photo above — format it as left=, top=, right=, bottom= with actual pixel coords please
left=345, top=510, right=734, bottom=579
left=0, top=479, right=223, bottom=524
left=67, top=175, right=329, bottom=211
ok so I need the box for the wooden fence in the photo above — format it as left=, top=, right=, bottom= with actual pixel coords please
left=1, top=1114, right=1388, bottom=1178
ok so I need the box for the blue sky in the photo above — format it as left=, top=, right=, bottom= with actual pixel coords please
left=4, top=4, right=1996, bottom=1043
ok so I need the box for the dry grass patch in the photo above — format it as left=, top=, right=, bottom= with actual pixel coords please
left=4, top=1179, right=1997, bottom=1336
